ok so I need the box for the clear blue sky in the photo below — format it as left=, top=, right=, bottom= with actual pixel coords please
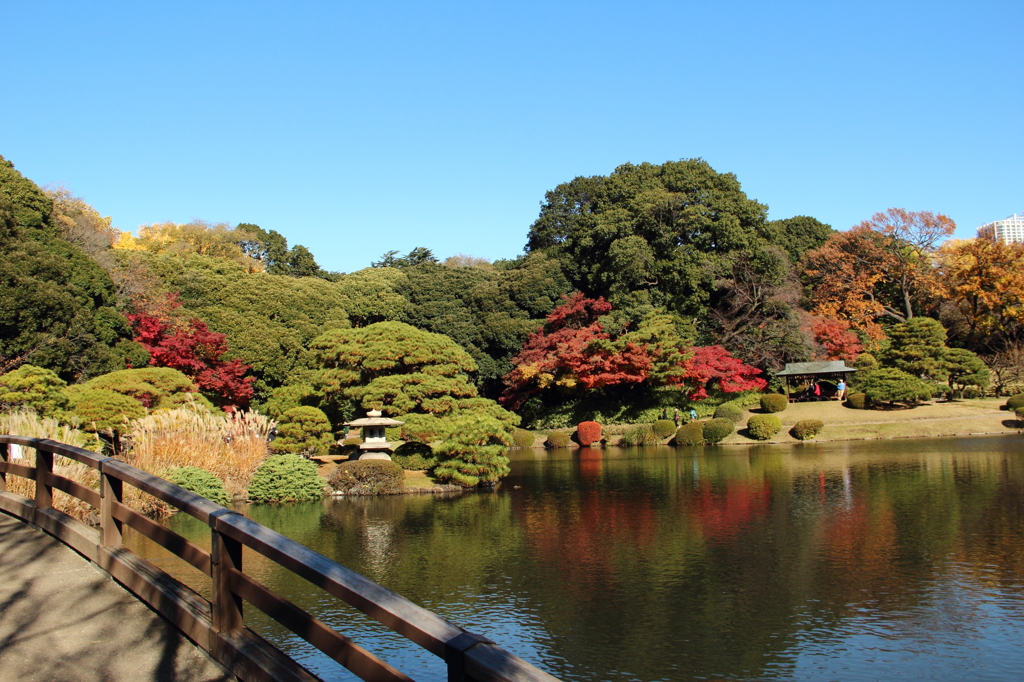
left=3, top=1, right=1020, bottom=273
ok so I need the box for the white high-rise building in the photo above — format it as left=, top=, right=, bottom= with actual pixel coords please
left=978, top=213, right=1024, bottom=244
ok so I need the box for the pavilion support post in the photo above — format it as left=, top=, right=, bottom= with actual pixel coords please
left=0, top=442, right=7, bottom=493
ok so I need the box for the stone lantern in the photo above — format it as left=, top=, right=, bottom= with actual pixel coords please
left=343, top=409, right=404, bottom=460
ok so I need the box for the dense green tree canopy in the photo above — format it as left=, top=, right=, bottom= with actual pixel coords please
left=115, top=251, right=351, bottom=402
left=309, top=321, right=519, bottom=443
left=525, top=159, right=777, bottom=319
left=1, top=155, right=134, bottom=380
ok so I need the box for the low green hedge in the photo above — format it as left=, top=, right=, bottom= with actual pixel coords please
left=846, top=392, right=868, bottom=409
left=620, top=424, right=661, bottom=446
left=790, top=419, right=825, bottom=440
left=674, top=422, right=705, bottom=446
left=391, top=441, right=437, bottom=470
left=248, top=454, right=325, bottom=503
left=545, top=431, right=573, bottom=448
left=747, top=414, right=782, bottom=440
left=760, top=394, right=788, bottom=413
left=513, top=428, right=536, bottom=448
left=713, top=403, right=745, bottom=425
left=703, top=418, right=734, bottom=444
left=166, top=466, right=230, bottom=506
left=1007, top=393, right=1024, bottom=410
left=653, top=419, right=677, bottom=438
left=328, top=460, right=405, bottom=495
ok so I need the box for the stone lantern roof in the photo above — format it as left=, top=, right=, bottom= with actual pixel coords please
left=344, top=409, right=404, bottom=428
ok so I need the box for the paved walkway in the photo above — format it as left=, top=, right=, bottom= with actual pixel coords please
left=0, top=513, right=233, bottom=682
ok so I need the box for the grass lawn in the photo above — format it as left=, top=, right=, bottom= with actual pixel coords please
left=718, top=397, right=1014, bottom=444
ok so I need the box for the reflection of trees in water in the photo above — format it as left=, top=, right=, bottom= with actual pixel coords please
left=140, top=438, right=1024, bottom=682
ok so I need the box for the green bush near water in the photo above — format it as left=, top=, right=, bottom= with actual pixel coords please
left=653, top=419, right=677, bottom=438
left=545, top=431, right=573, bottom=448
left=248, top=454, right=325, bottom=503
left=1006, top=393, right=1024, bottom=410
left=674, top=422, right=705, bottom=446
left=166, top=466, right=230, bottom=506
left=702, top=418, right=734, bottom=444
left=328, top=460, right=405, bottom=495
left=746, top=414, right=782, bottom=440
left=790, top=419, right=825, bottom=440
left=620, top=424, right=662, bottom=446
left=513, top=428, right=536, bottom=448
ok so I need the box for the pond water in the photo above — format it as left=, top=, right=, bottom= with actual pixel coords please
left=129, top=436, right=1024, bottom=681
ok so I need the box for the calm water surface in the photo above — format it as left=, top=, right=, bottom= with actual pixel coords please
left=129, top=436, right=1024, bottom=681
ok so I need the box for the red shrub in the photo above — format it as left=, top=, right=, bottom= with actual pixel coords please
left=577, top=421, right=603, bottom=446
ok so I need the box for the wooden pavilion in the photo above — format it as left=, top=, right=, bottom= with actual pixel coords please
left=774, top=361, right=858, bottom=402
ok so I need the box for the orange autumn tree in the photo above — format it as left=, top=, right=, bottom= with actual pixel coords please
left=926, top=238, right=1024, bottom=350
left=801, top=208, right=955, bottom=343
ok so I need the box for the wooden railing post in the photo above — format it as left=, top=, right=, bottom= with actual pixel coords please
left=0, top=442, right=8, bottom=493
left=100, top=460, right=123, bottom=547
left=445, top=631, right=494, bottom=682
left=35, top=444, right=53, bottom=510
left=210, top=509, right=243, bottom=633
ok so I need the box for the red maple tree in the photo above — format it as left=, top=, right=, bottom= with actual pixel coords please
left=501, top=294, right=766, bottom=407
left=809, top=317, right=863, bottom=362
left=677, top=345, right=767, bottom=400
left=500, top=293, right=652, bottom=409
left=129, top=298, right=254, bottom=408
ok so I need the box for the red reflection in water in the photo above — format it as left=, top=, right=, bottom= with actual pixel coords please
left=691, top=479, right=772, bottom=541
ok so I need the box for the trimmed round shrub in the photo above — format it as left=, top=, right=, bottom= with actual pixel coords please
left=1006, top=393, right=1024, bottom=410
left=760, top=394, right=788, bottom=413
left=702, top=418, right=734, bottom=444
left=248, top=454, right=325, bottom=503
left=653, top=419, right=677, bottom=438
left=1015, top=408, right=1024, bottom=423
left=166, top=466, right=230, bottom=506
left=391, top=441, right=437, bottom=470
left=747, top=414, right=782, bottom=440
left=67, top=387, right=146, bottom=433
left=674, top=422, right=705, bottom=446
left=620, top=424, right=661, bottom=446
left=962, top=386, right=983, bottom=399
left=845, top=392, right=867, bottom=409
left=513, top=428, right=536, bottom=448
left=328, top=460, right=405, bottom=495
left=791, top=419, right=826, bottom=440
left=270, top=406, right=334, bottom=457
left=0, top=365, right=69, bottom=418
left=545, top=431, right=573, bottom=448
left=713, top=403, right=744, bottom=425
left=576, top=421, right=603, bottom=446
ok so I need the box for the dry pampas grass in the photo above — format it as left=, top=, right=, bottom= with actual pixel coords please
left=122, top=408, right=275, bottom=516
left=1, top=410, right=102, bottom=521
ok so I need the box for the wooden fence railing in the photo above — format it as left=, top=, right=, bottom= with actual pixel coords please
left=0, top=435, right=559, bottom=682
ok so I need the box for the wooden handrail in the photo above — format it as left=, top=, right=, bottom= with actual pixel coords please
left=0, top=435, right=559, bottom=682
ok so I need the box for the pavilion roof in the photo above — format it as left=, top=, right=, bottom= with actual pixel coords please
left=774, top=361, right=858, bottom=377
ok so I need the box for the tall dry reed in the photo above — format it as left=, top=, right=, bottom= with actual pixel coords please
left=122, top=409, right=275, bottom=516
left=1, top=410, right=102, bottom=521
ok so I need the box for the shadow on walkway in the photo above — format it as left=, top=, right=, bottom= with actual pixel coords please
left=0, top=514, right=234, bottom=682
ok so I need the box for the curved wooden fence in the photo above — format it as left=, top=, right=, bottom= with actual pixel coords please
left=0, top=435, right=558, bottom=682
